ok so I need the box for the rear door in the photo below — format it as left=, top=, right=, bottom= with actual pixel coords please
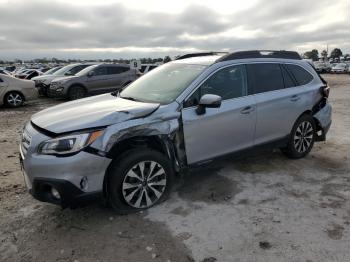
left=248, top=63, right=310, bottom=145
left=181, top=64, right=257, bottom=164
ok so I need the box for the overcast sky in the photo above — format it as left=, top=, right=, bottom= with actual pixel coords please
left=0, top=0, right=349, bottom=60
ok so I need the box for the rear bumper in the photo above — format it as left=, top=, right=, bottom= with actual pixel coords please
left=30, top=178, right=102, bottom=208
left=22, top=88, right=39, bottom=101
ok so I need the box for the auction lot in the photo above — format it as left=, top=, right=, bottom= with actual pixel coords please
left=1, top=74, right=350, bottom=262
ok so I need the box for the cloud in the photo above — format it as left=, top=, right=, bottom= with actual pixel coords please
left=0, top=0, right=349, bottom=59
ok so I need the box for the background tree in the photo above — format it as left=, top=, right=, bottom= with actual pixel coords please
left=321, top=50, right=328, bottom=60
left=330, top=48, right=343, bottom=58
left=163, top=56, right=171, bottom=63
left=304, top=49, right=319, bottom=61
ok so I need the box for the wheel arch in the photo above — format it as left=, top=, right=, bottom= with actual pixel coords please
left=102, top=135, right=179, bottom=199
left=67, top=83, right=87, bottom=94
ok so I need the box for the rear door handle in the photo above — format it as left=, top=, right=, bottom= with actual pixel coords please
left=240, top=106, right=254, bottom=114
left=290, top=95, right=300, bottom=102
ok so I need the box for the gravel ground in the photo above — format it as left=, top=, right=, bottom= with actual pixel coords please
left=1, top=74, right=350, bottom=262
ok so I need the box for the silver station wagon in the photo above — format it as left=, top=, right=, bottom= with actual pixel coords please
left=19, top=50, right=332, bottom=214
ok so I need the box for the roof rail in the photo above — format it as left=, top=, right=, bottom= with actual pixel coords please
left=175, top=51, right=228, bottom=60
left=216, top=50, right=301, bottom=62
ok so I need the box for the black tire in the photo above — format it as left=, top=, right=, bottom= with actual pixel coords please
left=281, top=114, right=316, bottom=159
left=4, top=91, right=24, bottom=107
left=107, top=149, right=174, bottom=214
left=67, top=85, right=87, bottom=100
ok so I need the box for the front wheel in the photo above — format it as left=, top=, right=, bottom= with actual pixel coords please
left=107, top=149, right=174, bottom=214
left=67, top=85, right=86, bottom=100
left=281, top=114, right=316, bottom=159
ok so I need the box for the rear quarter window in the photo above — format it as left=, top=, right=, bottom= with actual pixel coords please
left=285, top=64, right=313, bottom=86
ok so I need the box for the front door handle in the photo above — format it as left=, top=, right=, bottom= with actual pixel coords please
left=240, top=106, right=254, bottom=114
left=290, top=95, right=301, bottom=102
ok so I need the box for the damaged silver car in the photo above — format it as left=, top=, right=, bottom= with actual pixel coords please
left=19, top=50, right=332, bottom=213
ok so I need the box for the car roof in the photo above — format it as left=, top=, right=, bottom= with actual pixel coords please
left=173, top=55, right=224, bottom=65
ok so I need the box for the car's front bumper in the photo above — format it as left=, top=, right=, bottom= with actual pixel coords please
left=47, top=86, right=66, bottom=98
left=20, top=122, right=111, bottom=208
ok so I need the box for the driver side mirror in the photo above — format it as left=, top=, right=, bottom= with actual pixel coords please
left=87, top=71, right=95, bottom=77
left=196, top=94, right=222, bottom=115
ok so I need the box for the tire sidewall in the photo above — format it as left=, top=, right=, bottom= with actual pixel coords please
left=287, top=114, right=316, bottom=158
left=107, top=149, right=174, bottom=214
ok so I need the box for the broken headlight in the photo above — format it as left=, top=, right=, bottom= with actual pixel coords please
left=38, top=130, right=103, bottom=155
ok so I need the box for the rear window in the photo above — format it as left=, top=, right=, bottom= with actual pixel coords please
left=247, top=63, right=284, bottom=94
left=286, top=64, right=313, bottom=86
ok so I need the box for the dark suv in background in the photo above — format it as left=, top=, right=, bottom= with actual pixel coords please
left=48, top=63, right=139, bottom=100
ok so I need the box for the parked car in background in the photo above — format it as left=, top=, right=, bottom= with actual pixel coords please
left=5, top=66, right=16, bottom=72
left=20, top=50, right=332, bottom=212
left=314, top=62, right=331, bottom=73
left=32, top=64, right=94, bottom=96
left=48, top=63, right=139, bottom=100
left=0, top=74, right=38, bottom=107
left=331, top=63, right=349, bottom=73
left=15, top=69, right=43, bottom=79
left=0, top=69, right=12, bottom=76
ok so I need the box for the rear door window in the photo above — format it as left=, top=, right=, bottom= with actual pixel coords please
left=247, top=63, right=284, bottom=94
left=285, top=64, right=313, bottom=86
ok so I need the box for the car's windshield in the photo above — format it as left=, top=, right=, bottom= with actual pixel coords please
left=53, top=65, right=77, bottom=76
left=44, top=67, right=61, bottom=75
left=120, top=63, right=207, bottom=104
left=76, top=65, right=98, bottom=76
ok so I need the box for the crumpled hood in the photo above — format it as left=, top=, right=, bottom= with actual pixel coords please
left=31, top=94, right=160, bottom=133
left=32, top=74, right=55, bottom=81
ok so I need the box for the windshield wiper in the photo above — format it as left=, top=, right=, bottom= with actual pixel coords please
left=120, top=96, right=139, bottom=101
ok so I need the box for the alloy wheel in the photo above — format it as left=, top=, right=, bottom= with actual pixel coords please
left=293, top=121, right=314, bottom=153
left=122, top=161, right=167, bottom=208
left=7, top=93, right=23, bottom=107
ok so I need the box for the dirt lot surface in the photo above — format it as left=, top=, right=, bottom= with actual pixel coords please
left=1, top=74, right=350, bottom=262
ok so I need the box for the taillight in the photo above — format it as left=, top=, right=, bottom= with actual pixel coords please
left=320, top=85, right=330, bottom=98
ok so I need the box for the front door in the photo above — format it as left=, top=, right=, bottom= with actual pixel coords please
left=181, top=64, right=257, bottom=164
left=86, top=66, right=110, bottom=93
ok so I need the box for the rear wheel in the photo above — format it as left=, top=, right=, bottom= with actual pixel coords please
left=68, top=85, right=86, bottom=100
left=107, top=149, right=174, bottom=214
left=282, top=114, right=316, bottom=159
left=4, top=91, right=24, bottom=107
